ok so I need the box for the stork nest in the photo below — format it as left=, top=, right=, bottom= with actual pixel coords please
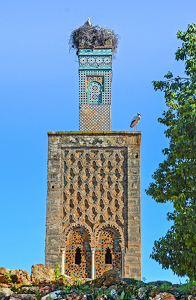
left=69, top=25, right=119, bottom=57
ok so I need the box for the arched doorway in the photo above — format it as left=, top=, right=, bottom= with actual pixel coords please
left=65, top=227, right=91, bottom=278
left=95, top=227, right=121, bottom=277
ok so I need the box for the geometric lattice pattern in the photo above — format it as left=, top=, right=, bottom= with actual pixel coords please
left=61, top=147, right=126, bottom=277
left=79, top=70, right=112, bottom=105
left=62, top=148, right=125, bottom=232
left=79, top=104, right=110, bottom=131
left=86, top=76, right=104, bottom=91
left=79, top=55, right=112, bottom=66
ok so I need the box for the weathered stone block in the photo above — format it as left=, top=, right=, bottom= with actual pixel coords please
left=31, top=264, right=55, bottom=282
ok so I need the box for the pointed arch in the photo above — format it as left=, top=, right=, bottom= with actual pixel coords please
left=95, top=226, right=122, bottom=276
left=61, top=222, right=93, bottom=245
left=61, top=225, right=91, bottom=278
left=94, top=222, right=124, bottom=249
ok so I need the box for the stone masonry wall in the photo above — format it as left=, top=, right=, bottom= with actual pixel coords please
left=45, top=131, right=141, bottom=279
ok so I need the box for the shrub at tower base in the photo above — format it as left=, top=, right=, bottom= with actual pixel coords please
left=146, top=23, right=196, bottom=280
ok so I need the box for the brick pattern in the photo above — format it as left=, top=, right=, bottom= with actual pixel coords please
left=79, top=104, right=110, bottom=131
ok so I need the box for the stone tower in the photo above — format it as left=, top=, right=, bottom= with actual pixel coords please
left=45, top=24, right=141, bottom=280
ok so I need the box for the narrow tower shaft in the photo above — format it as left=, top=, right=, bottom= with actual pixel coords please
left=79, top=46, right=112, bottom=131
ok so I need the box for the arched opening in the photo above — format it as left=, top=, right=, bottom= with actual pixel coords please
left=105, top=247, right=112, bottom=264
left=65, top=228, right=91, bottom=278
left=88, top=81, right=102, bottom=104
left=95, top=227, right=121, bottom=277
left=75, top=247, right=81, bottom=265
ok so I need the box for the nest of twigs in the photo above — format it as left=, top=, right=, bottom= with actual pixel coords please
left=69, top=24, right=119, bottom=57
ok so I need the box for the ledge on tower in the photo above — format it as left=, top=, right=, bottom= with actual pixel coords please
left=48, top=131, right=141, bottom=136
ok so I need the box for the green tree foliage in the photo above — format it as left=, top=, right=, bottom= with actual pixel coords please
left=146, top=24, right=196, bottom=280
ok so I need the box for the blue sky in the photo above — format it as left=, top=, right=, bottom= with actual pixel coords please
left=1, top=0, right=195, bottom=283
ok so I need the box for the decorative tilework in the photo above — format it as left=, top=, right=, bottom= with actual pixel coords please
left=88, top=81, right=102, bottom=104
left=86, top=76, right=104, bottom=91
left=79, top=56, right=112, bottom=67
left=95, top=228, right=121, bottom=276
left=79, top=71, right=112, bottom=105
left=79, top=104, right=110, bottom=131
left=79, top=49, right=112, bottom=55
left=64, top=228, right=91, bottom=278
left=78, top=48, right=112, bottom=131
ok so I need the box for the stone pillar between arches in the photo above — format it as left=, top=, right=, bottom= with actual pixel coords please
left=122, top=247, right=125, bottom=279
left=91, top=247, right=95, bottom=279
left=60, top=247, right=65, bottom=275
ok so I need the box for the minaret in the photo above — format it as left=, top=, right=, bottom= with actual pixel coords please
left=45, top=21, right=141, bottom=280
left=78, top=43, right=112, bottom=131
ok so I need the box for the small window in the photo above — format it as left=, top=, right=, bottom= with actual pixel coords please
left=105, top=247, right=112, bottom=264
left=75, top=247, right=81, bottom=265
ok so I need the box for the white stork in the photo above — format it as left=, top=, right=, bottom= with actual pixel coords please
left=130, top=113, right=141, bottom=131
left=84, top=18, right=91, bottom=26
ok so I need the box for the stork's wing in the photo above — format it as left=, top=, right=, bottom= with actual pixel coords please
left=130, top=116, right=137, bottom=128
